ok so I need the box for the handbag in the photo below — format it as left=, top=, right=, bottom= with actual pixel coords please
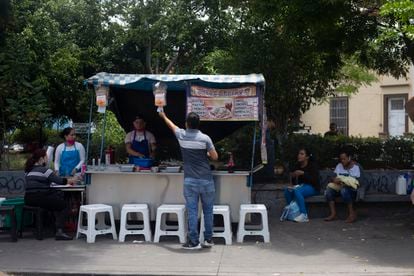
left=280, top=200, right=301, bottom=221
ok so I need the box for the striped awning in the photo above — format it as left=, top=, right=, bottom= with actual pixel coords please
left=84, top=72, right=265, bottom=87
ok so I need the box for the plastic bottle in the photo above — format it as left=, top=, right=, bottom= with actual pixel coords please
left=80, top=164, right=87, bottom=185
left=227, top=153, right=235, bottom=173
left=396, top=175, right=407, bottom=195
left=105, top=152, right=111, bottom=165
left=81, top=164, right=87, bottom=176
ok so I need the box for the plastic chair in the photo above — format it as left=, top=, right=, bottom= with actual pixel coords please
left=119, top=204, right=151, bottom=242
left=237, top=204, right=270, bottom=243
left=76, top=204, right=117, bottom=243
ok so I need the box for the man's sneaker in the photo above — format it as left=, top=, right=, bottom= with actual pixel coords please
left=202, top=239, right=214, bottom=248
left=182, top=241, right=202, bottom=250
left=294, top=213, right=309, bottom=223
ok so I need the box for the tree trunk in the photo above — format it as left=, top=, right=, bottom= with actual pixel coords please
left=163, top=49, right=180, bottom=74
left=145, top=40, right=153, bottom=74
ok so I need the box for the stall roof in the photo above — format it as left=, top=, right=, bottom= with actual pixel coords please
left=84, top=72, right=265, bottom=89
left=84, top=72, right=266, bottom=152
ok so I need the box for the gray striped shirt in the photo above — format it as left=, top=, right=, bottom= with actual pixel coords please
left=25, top=165, right=67, bottom=192
left=175, top=128, right=215, bottom=180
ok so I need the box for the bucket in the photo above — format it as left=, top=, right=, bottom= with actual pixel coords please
left=129, top=157, right=154, bottom=168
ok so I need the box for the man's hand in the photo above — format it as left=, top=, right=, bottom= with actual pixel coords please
left=135, top=152, right=145, bottom=158
left=67, top=176, right=79, bottom=185
left=291, top=170, right=304, bottom=178
left=158, top=111, right=166, bottom=119
left=333, top=177, right=342, bottom=185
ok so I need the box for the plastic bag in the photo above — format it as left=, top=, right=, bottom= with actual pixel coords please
left=280, top=200, right=301, bottom=221
left=153, top=82, right=167, bottom=112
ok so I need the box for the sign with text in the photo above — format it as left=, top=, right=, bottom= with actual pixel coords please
left=72, top=123, right=91, bottom=134
left=187, top=85, right=259, bottom=121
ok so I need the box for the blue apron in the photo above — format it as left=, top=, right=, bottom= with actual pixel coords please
left=59, top=143, right=80, bottom=176
left=128, top=131, right=151, bottom=163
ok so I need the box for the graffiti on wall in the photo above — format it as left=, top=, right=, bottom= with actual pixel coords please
left=0, top=171, right=26, bottom=197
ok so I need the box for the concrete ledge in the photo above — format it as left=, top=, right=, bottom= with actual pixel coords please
left=305, top=194, right=412, bottom=203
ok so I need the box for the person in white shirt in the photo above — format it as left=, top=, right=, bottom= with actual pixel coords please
left=325, top=150, right=361, bottom=223
left=54, top=127, right=85, bottom=176
left=125, top=115, right=156, bottom=163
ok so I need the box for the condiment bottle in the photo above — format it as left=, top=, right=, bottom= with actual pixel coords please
left=227, top=152, right=235, bottom=173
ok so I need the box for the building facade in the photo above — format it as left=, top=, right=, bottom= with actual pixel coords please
left=301, top=67, right=414, bottom=137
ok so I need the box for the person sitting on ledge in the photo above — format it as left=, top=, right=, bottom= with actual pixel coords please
left=324, top=149, right=360, bottom=223
left=284, top=147, right=320, bottom=223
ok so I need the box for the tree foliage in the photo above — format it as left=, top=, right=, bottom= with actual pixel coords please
left=0, top=0, right=413, bottom=146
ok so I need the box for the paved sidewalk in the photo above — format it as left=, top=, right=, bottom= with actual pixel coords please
left=1, top=215, right=414, bottom=276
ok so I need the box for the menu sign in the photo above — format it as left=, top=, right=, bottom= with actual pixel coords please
left=187, top=85, right=259, bottom=121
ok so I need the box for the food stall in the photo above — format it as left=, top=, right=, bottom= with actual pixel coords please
left=83, top=73, right=267, bottom=221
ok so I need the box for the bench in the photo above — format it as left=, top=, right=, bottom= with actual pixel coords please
left=305, top=170, right=413, bottom=203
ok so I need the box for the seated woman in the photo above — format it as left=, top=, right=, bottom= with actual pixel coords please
left=25, top=149, right=78, bottom=240
left=284, top=148, right=320, bottom=223
left=324, top=149, right=360, bottom=223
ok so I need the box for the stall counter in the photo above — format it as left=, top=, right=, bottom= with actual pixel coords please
left=86, top=170, right=251, bottom=222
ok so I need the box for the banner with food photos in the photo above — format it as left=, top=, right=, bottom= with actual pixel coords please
left=187, top=85, right=259, bottom=121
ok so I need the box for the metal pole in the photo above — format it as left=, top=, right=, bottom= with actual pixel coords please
left=85, top=87, right=94, bottom=162
left=99, top=110, right=107, bottom=162
left=249, top=122, right=257, bottom=187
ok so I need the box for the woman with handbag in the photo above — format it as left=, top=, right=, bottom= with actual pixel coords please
left=283, top=148, right=320, bottom=223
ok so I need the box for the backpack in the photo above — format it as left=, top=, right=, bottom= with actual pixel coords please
left=280, top=201, right=301, bottom=221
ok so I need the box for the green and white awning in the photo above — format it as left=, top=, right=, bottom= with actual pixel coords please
left=84, top=72, right=265, bottom=87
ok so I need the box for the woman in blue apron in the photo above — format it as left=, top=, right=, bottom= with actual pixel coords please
left=54, top=127, right=86, bottom=176
left=125, top=115, right=156, bottom=164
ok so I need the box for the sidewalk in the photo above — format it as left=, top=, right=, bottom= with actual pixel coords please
left=1, top=214, right=414, bottom=276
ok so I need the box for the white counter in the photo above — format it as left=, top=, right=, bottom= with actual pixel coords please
left=86, top=170, right=251, bottom=222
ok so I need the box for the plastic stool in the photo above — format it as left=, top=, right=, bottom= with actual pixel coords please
left=154, top=204, right=186, bottom=243
left=0, top=206, right=17, bottom=242
left=237, top=204, right=270, bottom=243
left=119, top=204, right=151, bottom=242
left=76, top=204, right=117, bottom=243
left=20, top=206, right=44, bottom=240
left=200, top=205, right=232, bottom=245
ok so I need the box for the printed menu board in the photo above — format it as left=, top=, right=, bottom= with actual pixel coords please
left=187, top=85, right=259, bottom=121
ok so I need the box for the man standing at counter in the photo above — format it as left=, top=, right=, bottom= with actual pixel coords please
left=125, top=115, right=157, bottom=163
left=159, top=111, right=218, bottom=250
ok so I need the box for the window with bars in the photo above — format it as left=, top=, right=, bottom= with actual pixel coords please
left=329, top=97, right=348, bottom=136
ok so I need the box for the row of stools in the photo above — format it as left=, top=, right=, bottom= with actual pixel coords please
left=76, top=203, right=270, bottom=244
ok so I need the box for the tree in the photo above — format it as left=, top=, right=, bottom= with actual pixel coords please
left=201, top=1, right=379, bottom=137
left=105, top=0, right=236, bottom=74
left=0, top=0, right=122, bottom=145
left=353, top=0, right=414, bottom=77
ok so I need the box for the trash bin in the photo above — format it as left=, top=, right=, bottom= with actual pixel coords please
left=0, top=197, right=26, bottom=229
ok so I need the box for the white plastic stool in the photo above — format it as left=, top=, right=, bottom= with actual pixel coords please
left=119, top=204, right=152, bottom=242
left=154, top=204, right=186, bottom=243
left=237, top=204, right=270, bottom=243
left=200, top=205, right=232, bottom=245
left=76, top=204, right=118, bottom=243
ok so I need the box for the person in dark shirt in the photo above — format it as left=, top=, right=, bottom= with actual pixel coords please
left=284, top=147, right=320, bottom=222
left=324, top=123, right=339, bottom=137
left=25, top=149, right=78, bottom=240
